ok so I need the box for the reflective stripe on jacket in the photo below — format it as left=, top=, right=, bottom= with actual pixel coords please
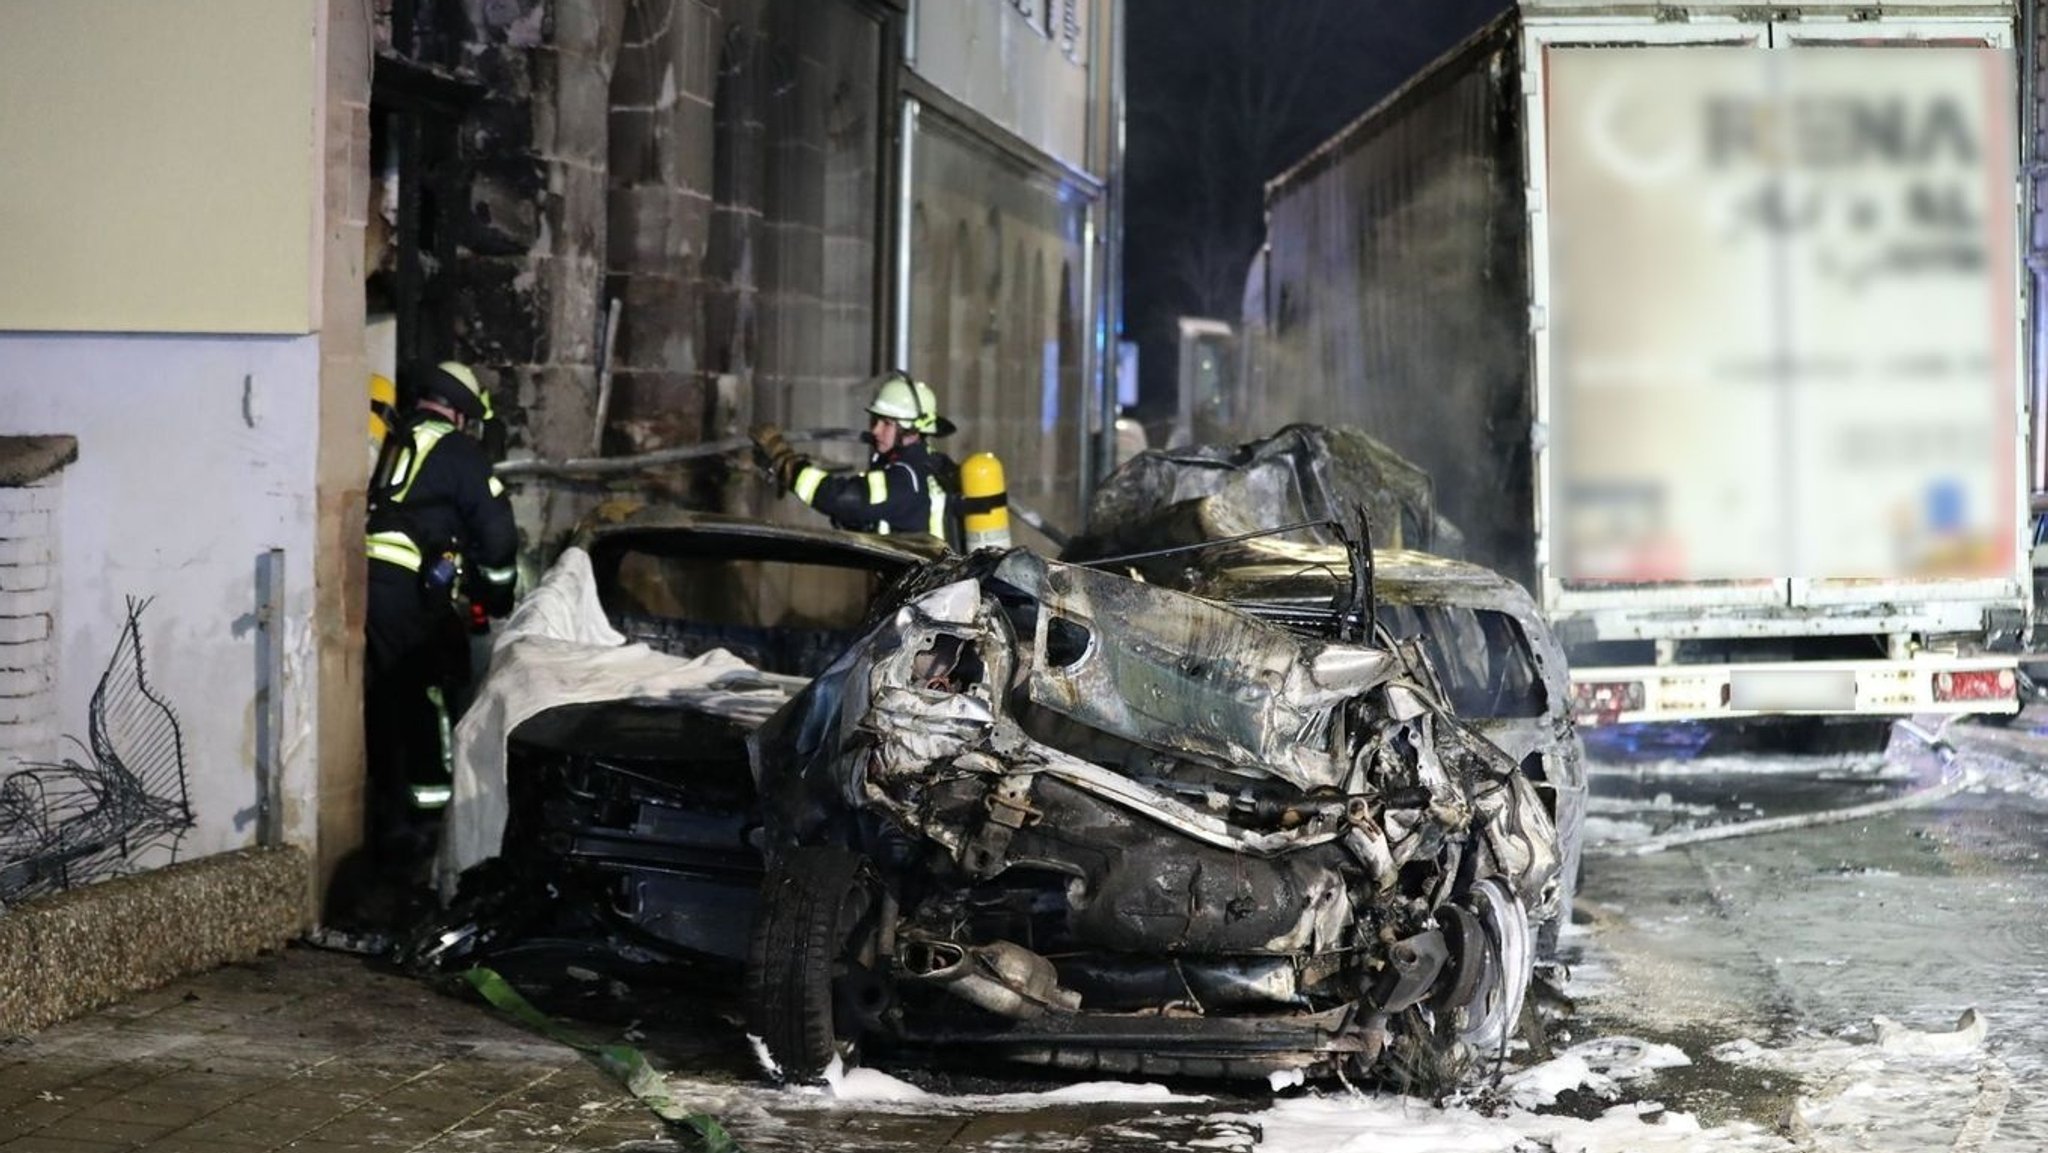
left=792, top=439, right=950, bottom=542
left=365, top=415, right=517, bottom=606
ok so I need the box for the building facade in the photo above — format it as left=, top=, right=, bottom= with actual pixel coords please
left=0, top=0, right=1121, bottom=917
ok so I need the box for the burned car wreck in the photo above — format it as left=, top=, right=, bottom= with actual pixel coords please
left=1063, top=423, right=1586, bottom=950
left=743, top=545, right=1561, bottom=1084
left=414, top=468, right=1569, bottom=1086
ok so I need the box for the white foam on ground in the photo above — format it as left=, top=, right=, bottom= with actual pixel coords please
left=1711, top=1022, right=2013, bottom=1152
left=1008, top=1081, right=1201, bottom=1105
left=1580, top=815, right=1656, bottom=845
left=790, top=1058, right=1210, bottom=1112
left=1268, top=1068, right=1306, bottom=1092
left=659, top=1029, right=2005, bottom=1152
left=744, top=1034, right=781, bottom=1082
left=1498, top=1036, right=1692, bottom=1110
left=1218, top=1092, right=1791, bottom=1153
left=822, top=1056, right=933, bottom=1102
left=1874, top=1010, right=1986, bottom=1057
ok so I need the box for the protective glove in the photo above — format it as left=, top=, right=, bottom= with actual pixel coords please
left=749, top=423, right=807, bottom=494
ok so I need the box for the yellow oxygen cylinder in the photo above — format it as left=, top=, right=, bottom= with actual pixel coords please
left=960, top=452, right=1012, bottom=551
left=369, top=374, right=398, bottom=447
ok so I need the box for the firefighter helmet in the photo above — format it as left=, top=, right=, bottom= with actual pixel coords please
left=421, top=360, right=492, bottom=423
left=866, top=371, right=944, bottom=436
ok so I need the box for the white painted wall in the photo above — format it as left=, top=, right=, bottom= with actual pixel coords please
left=0, top=333, right=322, bottom=862
left=913, top=0, right=1096, bottom=172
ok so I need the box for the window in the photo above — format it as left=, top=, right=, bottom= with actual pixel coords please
left=1376, top=604, right=1546, bottom=719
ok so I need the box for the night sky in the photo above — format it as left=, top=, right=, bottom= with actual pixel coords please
left=1122, top=0, right=1510, bottom=427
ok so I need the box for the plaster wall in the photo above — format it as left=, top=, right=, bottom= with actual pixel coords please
left=913, top=0, right=1095, bottom=171
left=0, top=0, right=319, bottom=334
left=0, top=335, right=323, bottom=863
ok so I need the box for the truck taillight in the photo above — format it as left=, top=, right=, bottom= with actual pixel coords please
left=1572, top=680, right=1645, bottom=723
left=1932, top=669, right=2015, bottom=703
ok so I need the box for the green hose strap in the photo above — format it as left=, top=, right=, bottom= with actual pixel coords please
left=463, top=966, right=742, bottom=1152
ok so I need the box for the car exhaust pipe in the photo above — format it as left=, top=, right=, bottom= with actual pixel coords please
left=898, top=938, right=1081, bottom=1019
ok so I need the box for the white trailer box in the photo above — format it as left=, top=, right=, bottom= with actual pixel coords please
left=1250, top=1, right=2030, bottom=725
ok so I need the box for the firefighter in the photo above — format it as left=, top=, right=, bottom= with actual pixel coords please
left=751, top=371, right=961, bottom=547
left=360, top=360, right=517, bottom=905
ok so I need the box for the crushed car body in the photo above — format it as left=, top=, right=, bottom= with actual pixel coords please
left=745, top=546, right=1561, bottom=1083
left=1063, top=424, right=1587, bottom=950
left=1067, top=422, right=1466, bottom=560
left=414, top=479, right=1571, bottom=1087
left=1072, top=537, right=1588, bottom=951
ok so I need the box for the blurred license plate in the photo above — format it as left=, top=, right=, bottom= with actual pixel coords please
left=1729, top=670, right=1855, bottom=711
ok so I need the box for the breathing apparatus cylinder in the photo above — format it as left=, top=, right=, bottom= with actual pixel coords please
left=960, top=452, right=1012, bottom=551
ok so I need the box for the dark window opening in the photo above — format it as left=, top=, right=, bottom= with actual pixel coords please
left=1045, top=616, right=1093, bottom=669
left=1375, top=604, right=1546, bottom=719
left=369, top=57, right=480, bottom=393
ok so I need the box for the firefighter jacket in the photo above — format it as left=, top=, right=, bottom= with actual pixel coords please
left=366, top=413, right=518, bottom=615
left=790, top=438, right=956, bottom=545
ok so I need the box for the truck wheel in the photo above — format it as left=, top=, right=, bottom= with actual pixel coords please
left=744, top=845, right=884, bottom=1082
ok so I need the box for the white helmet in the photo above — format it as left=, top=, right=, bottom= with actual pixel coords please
left=866, top=371, right=945, bottom=436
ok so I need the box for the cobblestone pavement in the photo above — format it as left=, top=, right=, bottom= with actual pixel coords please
left=0, top=946, right=1242, bottom=1152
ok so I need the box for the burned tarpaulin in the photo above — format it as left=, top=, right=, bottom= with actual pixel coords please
left=746, top=547, right=1559, bottom=1084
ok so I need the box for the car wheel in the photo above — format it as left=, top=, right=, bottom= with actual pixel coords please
left=1459, top=876, right=1532, bottom=1056
left=744, top=845, right=885, bottom=1082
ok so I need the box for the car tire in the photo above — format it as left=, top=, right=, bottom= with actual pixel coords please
left=744, top=845, right=883, bottom=1082
left=1459, top=877, right=1532, bottom=1057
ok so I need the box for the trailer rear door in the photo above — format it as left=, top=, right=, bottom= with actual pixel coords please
left=1526, top=16, right=2023, bottom=617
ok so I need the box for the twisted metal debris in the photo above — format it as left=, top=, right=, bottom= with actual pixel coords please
left=0, top=598, right=193, bottom=905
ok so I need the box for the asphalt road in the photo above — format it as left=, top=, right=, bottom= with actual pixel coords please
left=1564, top=714, right=2048, bottom=1151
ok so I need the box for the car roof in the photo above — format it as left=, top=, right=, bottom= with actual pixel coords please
left=572, top=502, right=954, bottom=568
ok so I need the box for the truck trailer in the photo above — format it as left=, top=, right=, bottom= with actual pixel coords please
left=1227, top=0, right=2037, bottom=727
